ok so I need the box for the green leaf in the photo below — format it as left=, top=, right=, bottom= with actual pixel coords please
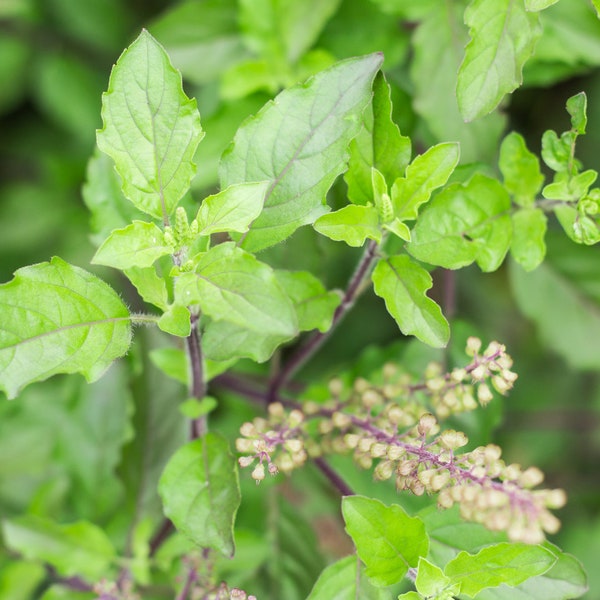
left=554, top=204, right=600, bottom=245
left=92, top=221, right=173, bottom=269
left=509, top=232, right=600, bottom=369
left=410, top=3, right=506, bottom=163
left=566, top=92, right=587, bottom=134
left=407, top=174, right=512, bottom=272
left=345, top=71, right=411, bottom=205
left=158, top=433, right=241, bottom=557
left=196, top=182, right=268, bottom=236
left=593, top=0, right=600, bottom=18
left=157, top=304, right=191, bottom=337
left=444, top=542, right=556, bottom=597
left=498, top=132, right=544, bottom=207
left=306, top=555, right=391, bottom=600
left=510, top=208, right=547, bottom=271
left=274, top=270, right=341, bottom=332
left=97, top=30, right=204, bottom=220
left=457, top=0, right=542, bottom=121
left=0, top=257, right=132, bottom=399
left=175, top=242, right=297, bottom=338
left=473, top=544, right=588, bottom=600
left=524, top=0, right=559, bottom=10
left=220, top=53, right=383, bottom=251
left=391, top=142, right=460, bottom=221
left=372, top=255, right=449, bottom=348
left=542, top=170, right=597, bottom=202
left=541, top=130, right=575, bottom=173
left=2, top=516, right=116, bottom=580
left=342, top=496, right=429, bottom=586
left=124, top=266, right=169, bottom=310
left=202, top=319, right=287, bottom=363
left=314, top=205, right=382, bottom=247
left=397, top=593, right=422, bottom=600
left=415, top=557, right=458, bottom=598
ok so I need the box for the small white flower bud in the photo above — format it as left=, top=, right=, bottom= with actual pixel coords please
left=252, top=463, right=265, bottom=482
left=238, top=456, right=255, bottom=468
left=477, top=383, right=494, bottom=406
left=239, top=422, right=257, bottom=437
left=466, top=336, right=482, bottom=356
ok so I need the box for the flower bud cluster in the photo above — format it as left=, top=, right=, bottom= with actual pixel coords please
left=235, top=341, right=563, bottom=544
left=236, top=403, right=307, bottom=481
left=209, top=583, right=257, bottom=600
left=317, top=338, right=518, bottom=423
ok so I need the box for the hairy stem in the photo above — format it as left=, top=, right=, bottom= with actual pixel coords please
left=268, top=239, right=380, bottom=403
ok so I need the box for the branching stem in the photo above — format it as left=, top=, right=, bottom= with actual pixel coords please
left=267, top=239, right=380, bottom=403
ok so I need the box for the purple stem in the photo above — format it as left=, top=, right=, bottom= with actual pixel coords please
left=268, top=239, right=380, bottom=403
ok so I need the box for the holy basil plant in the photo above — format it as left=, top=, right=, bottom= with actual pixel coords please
left=0, top=25, right=591, bottom=600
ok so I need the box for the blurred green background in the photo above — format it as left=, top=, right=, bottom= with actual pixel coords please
left=0, top=0, right=599, bottom=598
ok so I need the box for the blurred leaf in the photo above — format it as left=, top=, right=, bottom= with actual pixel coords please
left=44, top=0, right=131, bottom=54
left=39, top=587, right=94, bottom=600
left=33, top=52, right=103, bottom=145
left=306, top=555, right=393, bottom=599
left=410, top=2, right=506, bottom=163
left=239, top=0, right=341, bottom=63
left=158, top=433, right=241, bottom=557
left=82, top=150, right=147, bottom=247
left=196, top=182, right=268, bottom=236
left=2, top=516, right=116, bottom=580
left=0, top=257, right=132, bottom=399
left=0, top=561, right=45, bottom=600
left=510, top=233, right=600, bottom=369
left=510, top=208, right=547, bottom=271
left=92, top=221, right=173, bottom=269
left=407, top=174, right=512, bottom=272
left=458, top=0, right=541, bottom=121
left=473, top=544, right=587, bottom=599
left=391, top=142, right=460, bottom=221
left=220, top=53, right=383, bottom=251
left=319, top=0, right=409, bottom=66
left=97, top=30, right=204, bottom=220
left=191, top=95, right=268, bottom=191
left=314, top=205, right=382, bottom=247
left=118, top=336, right=187, bottom=524
left=342, top=496, right=429, bottom=586
left=149, top=347, right=187, bottom=385
left=499, top=132, right=544, bottom=207
left=345, top=72, right=411, bottom=206
left=524, top=0, right=559, bottom=8
left=150, top=0, right=248, bottom=85
left=0, top=35, right=30, bottom=115
left=566, top=92, right=587, bottom=134
left=372, top=255, right=449, bottom=348
left=444, top=542, right=556, bottom=597
left=523, top=0, right=600, bottom=86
